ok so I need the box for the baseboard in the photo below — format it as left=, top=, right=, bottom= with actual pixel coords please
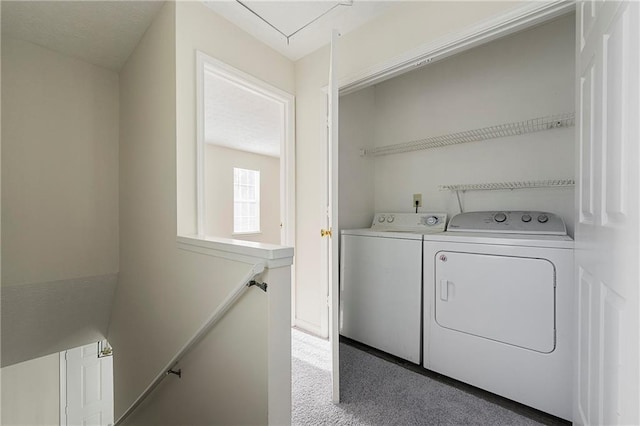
left=293, top=318, right=325, bottom=338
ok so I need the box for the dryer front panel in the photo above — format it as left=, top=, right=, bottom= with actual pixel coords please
left=434, top=251, right=555, bottom=353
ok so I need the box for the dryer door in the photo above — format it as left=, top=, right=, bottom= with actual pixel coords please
left=434, top=251, right=555, bottom=353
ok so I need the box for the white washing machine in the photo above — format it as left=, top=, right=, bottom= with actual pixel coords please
left=340, top=212, right=447, bottom=364
left=423, top=211, right=574, bottom=421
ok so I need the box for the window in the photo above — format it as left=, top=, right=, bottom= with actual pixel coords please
left=233, top=168, right=260, bottom=234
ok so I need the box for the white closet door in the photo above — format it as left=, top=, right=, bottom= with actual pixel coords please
left=575, top=2, right=639, bottom=425
left=65, top=343, right=114, bottom=426
left=327, top=28, right=341, bottom=404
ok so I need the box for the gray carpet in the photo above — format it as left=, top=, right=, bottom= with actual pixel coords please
left=292, top=329, right=544, bottom=426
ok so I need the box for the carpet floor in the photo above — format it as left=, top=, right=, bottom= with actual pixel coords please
left=291, top=328, right=547, bottom=426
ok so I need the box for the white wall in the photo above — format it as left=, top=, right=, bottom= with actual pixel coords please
left=340, top=14, right=576, bottom=236
left=1, top=37, right=119, bottom=421
left=0, top=354, right=59, bottom=426
left=205, top=144, right=280, bottom=244
left=294, top=1, right=523, bottom=336
left=1, top=37, right=119, bottom=286
left=110, top=2, right=295, bottom=424
left=176, top=2, right=294, bottom=237
left=338, top=86, right=376, bottom=231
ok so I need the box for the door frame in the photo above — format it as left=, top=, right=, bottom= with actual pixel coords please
left=322, top=0, right=576, bottom=403
left=195, top=51, right=296, bottom=249
left=195, top=51, right=296, bottom=322
left=60, top=342, right=114, bottom=426
left=60, top=352, right=67, bottom=426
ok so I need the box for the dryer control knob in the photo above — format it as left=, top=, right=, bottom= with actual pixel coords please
left=425, top=216, right=439, bottom=226
left=521, top=214, right=532, bottom=223
left=537, top=214, right=549, bottom=223
left=387, top=215, right=395, bottom=223
left=494, top=212, right=507, bottom=223
left=378, top=215, right=386, bottom=223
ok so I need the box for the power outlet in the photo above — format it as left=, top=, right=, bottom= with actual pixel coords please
left=413, top=193, right=422, bottom=207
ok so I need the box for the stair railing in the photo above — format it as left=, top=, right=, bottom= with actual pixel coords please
left=114, top=262, right=268, bottom=425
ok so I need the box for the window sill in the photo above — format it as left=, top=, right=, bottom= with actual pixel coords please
left=176, top=234, right=293, bottom=268
left=232, top=231, right=262, bottom=236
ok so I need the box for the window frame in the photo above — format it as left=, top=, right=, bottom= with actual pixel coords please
left=232, top=167, right=261, bottom=235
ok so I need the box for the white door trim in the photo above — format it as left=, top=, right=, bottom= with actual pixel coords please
left=60, top=351, right=67, bottom=426
left=328, top=29, right=341, bottom=403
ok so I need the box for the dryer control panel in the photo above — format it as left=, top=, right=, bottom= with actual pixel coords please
left=447, top=211, right=566, bottom=235
left=371, top=212, right=447, bottom=233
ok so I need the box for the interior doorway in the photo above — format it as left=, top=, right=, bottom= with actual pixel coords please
left=60, top=342, right=114, bottom=426
left=195, top=52, right=295, bottom=249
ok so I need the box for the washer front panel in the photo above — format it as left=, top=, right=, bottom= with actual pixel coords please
left=340, top=234, right=422, bottom=363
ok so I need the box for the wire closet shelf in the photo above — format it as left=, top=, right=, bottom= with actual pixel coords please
left=439, top=179, right=575, bottom=192
left=361, top=113, right=575, bottom=157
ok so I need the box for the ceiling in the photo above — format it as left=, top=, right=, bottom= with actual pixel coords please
left=205, top=71, right=282, bottom=158
left=1, top=1, right=164, bottom=71
left=1, top=1, right=396, bottom=154
left=204, top=1, right=397, bottom=61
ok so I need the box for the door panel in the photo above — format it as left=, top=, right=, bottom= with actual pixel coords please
left=579, top=59, right=595, bottom=223
left=435, top=251, right=555, bottom=353
left=575, top=2, right=639, bottom=424
left=66, top=343, right=114, bottom=426
left=602, top=9, right=629, bottom=224
left=577, top=267, right=593, bottom=422
left=602, top=287, right=623, bottom=425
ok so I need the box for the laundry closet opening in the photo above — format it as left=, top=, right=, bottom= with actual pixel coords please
left=336, top=12, right=575, bottom=424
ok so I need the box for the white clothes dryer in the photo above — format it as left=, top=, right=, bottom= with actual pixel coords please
left=423, top=211, right=574, bottom=421
left=340, top=212, right=447, bottom=364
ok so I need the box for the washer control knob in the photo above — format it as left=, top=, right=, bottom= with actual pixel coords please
left=425, top=216, right=439, bottom=226
left=494, top=212, right=507, bottom=223
left=378, top=215, right=386, bottom=223
left=537, top=214, right=549, bottom=223
left=521, top=214, right=532, bottom=223
left=387, top=215, right=395, bottom=223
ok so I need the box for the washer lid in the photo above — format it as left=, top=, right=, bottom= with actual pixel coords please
left=447, top=211, right=567, bottom=235
left=340, top=228, right=423, bottom=240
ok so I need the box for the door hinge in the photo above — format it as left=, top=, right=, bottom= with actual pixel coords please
left=320, top=228, right=332, bottom=238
